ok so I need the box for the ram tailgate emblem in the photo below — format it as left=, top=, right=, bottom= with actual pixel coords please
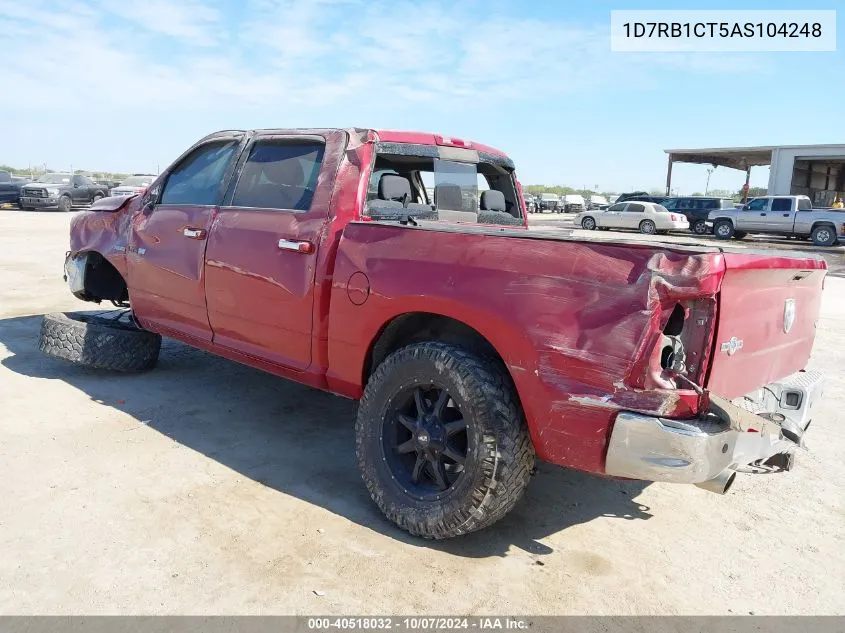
left=784, top=298, right=796, bottom=334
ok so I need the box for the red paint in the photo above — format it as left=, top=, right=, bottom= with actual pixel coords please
left=66, top=127, right=827, bottom=477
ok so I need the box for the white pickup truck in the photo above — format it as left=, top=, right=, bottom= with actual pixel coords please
left=709, top=195, right=845, bottom=246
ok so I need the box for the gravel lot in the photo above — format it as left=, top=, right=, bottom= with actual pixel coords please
left=1, top=209, right=843, bottom=615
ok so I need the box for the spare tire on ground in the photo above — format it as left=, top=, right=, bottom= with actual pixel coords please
left=39, top=310, right=161, bottom=372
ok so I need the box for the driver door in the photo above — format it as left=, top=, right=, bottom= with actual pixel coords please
left=127, top=134, right=245, bottom=342
left=739, top=198, right=769, bottom=231
left=70, top=175, right=90, bottom=204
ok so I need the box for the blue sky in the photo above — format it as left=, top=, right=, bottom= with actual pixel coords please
left=2, top=0, right=842, bottom=193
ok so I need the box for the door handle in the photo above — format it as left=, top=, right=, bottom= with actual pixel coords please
left=783, top=214, right=790, bottom=217
left=183, top=227, right=207, bottom=239
left=760, top=213, right=767, bottom=216
left=277, top=239, right=314, bottom=254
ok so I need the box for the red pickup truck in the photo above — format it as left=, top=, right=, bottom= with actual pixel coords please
left=41, top=128, right=826, bottom=539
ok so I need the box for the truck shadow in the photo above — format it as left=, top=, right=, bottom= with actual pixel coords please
left=0, top=314, right=651, bottom=558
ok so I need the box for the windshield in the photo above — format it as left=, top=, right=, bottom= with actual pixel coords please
left=121, top=176, right=153, bottom=187
left=37, top=173, right=71, bottom=184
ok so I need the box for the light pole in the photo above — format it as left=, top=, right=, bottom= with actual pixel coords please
left=704, top=167, right=715, bottom=196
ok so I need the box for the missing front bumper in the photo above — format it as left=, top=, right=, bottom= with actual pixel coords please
left=604, top=369, right=823, bottom=487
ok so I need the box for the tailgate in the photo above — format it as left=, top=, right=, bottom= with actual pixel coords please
left=706, top=252, right=826, bottom=399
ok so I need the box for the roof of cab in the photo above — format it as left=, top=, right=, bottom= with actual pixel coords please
left=200, top=128, right=511, bottom=159
left=372, top=129, right=510, bottom=158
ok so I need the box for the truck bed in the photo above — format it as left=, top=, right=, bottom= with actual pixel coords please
left=327, top=220, right=826, bottom=472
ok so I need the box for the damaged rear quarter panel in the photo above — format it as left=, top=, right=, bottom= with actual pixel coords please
left=69, top=196, right=137, bottom=279
left=328, top=223, right=725, bottom=473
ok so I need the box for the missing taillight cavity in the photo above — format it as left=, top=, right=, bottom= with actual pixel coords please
left=660, top=304, right=687, bottom=373
left=663, top=303, right=685, bottom=337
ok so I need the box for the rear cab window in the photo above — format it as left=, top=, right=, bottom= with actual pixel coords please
left=364, top=142, right=522, bottom=226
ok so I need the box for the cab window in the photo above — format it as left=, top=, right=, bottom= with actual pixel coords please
left=231, top=140, right=325, bottom=211
left=160, top=140, right=240, bottom=206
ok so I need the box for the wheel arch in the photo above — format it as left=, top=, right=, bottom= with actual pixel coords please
left=352, top=307, right=540, bottom=430
left=73, top=250, right=129, bottom=303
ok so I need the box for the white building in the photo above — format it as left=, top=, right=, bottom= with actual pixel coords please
left=664, top=144, right=845, bottom=206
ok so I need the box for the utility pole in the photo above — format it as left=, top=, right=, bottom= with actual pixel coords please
left=704, top=167, right=715, bottom=196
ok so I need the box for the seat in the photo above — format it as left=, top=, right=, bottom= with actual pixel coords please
left=478, top=189, right=522, bottom=226
left=367, top=174, right=436, bottom=220
left=233, top=158, right=308, bottom=210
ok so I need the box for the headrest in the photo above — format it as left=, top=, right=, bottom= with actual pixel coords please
left=435, top=183, right=464, bottom=210
left=261, top=158, right=304, bottom=186
left=480, top=190, right=506, bottom=212
left=378, top=174, right=412, bottom=201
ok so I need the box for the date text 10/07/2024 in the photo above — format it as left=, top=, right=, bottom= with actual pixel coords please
left=307, top=618, right=530, bottom=630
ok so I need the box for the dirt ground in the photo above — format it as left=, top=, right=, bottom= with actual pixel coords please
left=1, top=209, right=843, bottom=615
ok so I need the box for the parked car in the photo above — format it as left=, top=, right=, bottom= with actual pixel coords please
left=522, top=193, right=536, bottom=213
left=43, top=127, right=826, bottom=540
left=709, top=195, right=845, bottom=246
left=562, top=194, right=586, bottom=213
left=617, top=192, right=666, bottom=205
left=95, top=179, right=122, bottom=190
left=537, top=192, right=560, bottom=212
left=588, top=195, right=609, bottom=210
left=0, top=171, right=28, bottom=205
left=19, top=173, right=109, bottom=212
left=661, top=197, right=737, bottom=235
left=574, top=201, right=689, bottom=234
left=110, top=174, right=157, bottom=197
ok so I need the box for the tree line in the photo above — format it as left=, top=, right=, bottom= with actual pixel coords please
left=525, top=185, right=768, bottom=200
left=0, top=164, right=129, bottom=181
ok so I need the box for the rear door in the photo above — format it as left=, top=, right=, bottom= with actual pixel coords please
left=203, top=130, right=346, bottom=371
left=707, top=253, right=826, bottom=398
left=765, top=197, right=797, bottom=233
left=128, top=135, right=244, bottom=341
left=621, top=202, right=647, bottom=230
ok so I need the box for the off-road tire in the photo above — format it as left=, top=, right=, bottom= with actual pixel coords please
left=811, top=225, right=837, bottom=247
left=39, top=310, right=161, bottom=371
left=57, top=195, right=72, bottom=213
left=713, top=219, right=734, bottom=240
left=356, top=341, right=535, bottom=539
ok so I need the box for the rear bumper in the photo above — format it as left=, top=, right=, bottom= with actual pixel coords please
left=605, top=369, right=823, bottom=485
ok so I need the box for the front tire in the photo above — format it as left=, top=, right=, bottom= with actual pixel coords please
left=356, top=342, right=535, bottom=539
left=811, top=225, right=837, bottom=247
left=581, top=216, right=597, bottom=230
left=57, top=195, right=72, bottom=213
left=713, top=220, right=735, bottom=240
left=39, top=310, right=161, bottom=371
